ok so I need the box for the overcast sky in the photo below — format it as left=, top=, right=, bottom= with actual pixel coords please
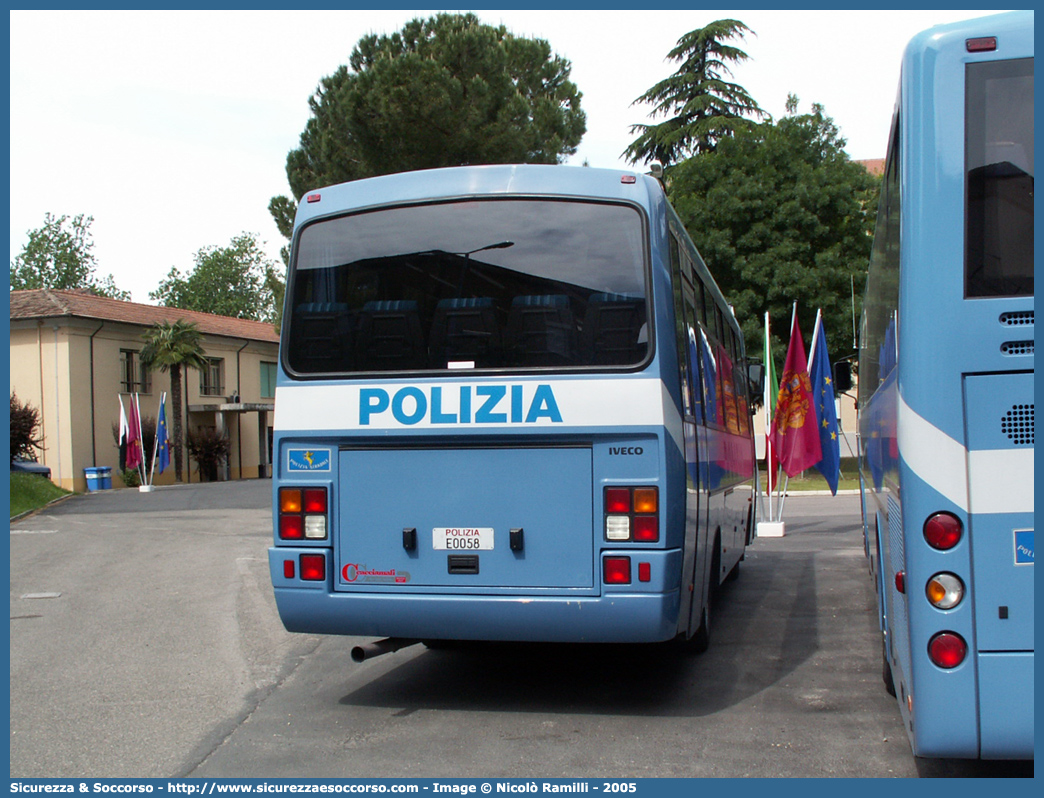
left=9, top=8, right=999, bottom=304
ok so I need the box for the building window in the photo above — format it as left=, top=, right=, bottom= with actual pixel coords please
left=260, top=361, right=277, bottom=399
left=200, top=358, right=224, bottom=397
left=120, top=350, right=151, bottom=393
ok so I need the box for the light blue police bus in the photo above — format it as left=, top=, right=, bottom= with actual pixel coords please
left=269, top=163, right=757, bottom=656
left=859, top=11, right=1033, bottom=759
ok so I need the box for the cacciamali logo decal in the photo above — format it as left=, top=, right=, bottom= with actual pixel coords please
left=342, top=563, right=411, bottom=584
left=287, top=448, right=332, bottom=472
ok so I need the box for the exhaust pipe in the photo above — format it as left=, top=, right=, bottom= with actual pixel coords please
left=351, top=637, right=419, bottom=663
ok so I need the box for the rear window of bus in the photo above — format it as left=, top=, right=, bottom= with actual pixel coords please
left=285, top=199, right=651, bottom=375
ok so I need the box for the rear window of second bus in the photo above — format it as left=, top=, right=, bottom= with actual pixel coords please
left=285, top=199, right=650, bottom=375
left=965, top=57, right=1034, bottom=298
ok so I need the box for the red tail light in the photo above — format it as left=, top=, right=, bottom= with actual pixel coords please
left=280, top=515, right=304, bottom=540
left=633, top=516, right=659, bottom=542
left=928, top=632, right=967, bottom=668
left=604, top=486, right=658, bottom=542
left=279, top=486, right=328, bottom=540
left=924, top=512, right=962, bottom=550
left=605, top=488, right=631, bottom=513
left=604, top=557, right=631, bottom=584
left=303, top=488, right=327, bottom=513
left=300, top=553, right=326, bottom=581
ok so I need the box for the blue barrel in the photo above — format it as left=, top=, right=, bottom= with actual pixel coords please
left=98, top=467, right=112, bottom=490
left=84, top=467, right=101, bottom=492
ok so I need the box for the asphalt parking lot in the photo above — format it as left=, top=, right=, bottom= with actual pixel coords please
left=8, top=480, right=1033, bottom=778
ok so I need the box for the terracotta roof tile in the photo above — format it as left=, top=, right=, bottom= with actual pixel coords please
left=857, top=158, right=886, bottom=177
left=9, top=289, right=279, bottom=342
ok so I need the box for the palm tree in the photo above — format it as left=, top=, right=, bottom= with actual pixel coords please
left=624, top=19, right=768, bottom=168
left=140, top=320, right=209, bottom=482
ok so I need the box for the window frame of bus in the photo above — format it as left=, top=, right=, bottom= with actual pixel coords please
left=281, top=196, right=657, bottom=378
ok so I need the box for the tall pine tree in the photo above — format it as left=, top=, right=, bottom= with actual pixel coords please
left=624, top=19, right=766, bottom=167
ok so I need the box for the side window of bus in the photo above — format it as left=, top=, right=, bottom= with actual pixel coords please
left=687, top=326, right=704, bottom=424
left=668, top=232, right=693, bottom=416
left=698, top=282, right=710, bottom=330
left=716, top=321, right=740, bottom=435
left=681, top=255, right=704, bottom=424
left=697, top=324, right=722, bottom=429
left=710, top=308, right=729, bottom=430
left=731, top=329, right=750, bottom=434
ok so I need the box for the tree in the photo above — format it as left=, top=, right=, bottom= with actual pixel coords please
left=10, top=213, right=130, bottom=300
left=10, top=393, right=43, bottom=461
left=667, top=96, right=880, bottom=359
left=139, top=321, right=209, bottom=482
left=150, top=233, right=282, bottom=324
left=624, top=19, right=767, bottom=168
left=270, top=12, right=587, bottom=238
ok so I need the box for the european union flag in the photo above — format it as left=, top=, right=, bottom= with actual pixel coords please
left=156, top=400, right=170, bottom=475
left=809, top=313, right=841, bottom=495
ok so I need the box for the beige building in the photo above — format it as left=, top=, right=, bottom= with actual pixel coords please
left=10, top=289, right=280, bottom=492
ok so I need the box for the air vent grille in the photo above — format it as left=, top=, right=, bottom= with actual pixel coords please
left=1001, top=405, right=1034, bottom=446
left=1000, top=311, right=1034, bottom=326
left=1000, top=340, right=1034, bottom=356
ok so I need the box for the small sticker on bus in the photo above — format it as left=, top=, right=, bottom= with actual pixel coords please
left=287, top=448, right=332, bottom=472
left=1014, top=529, right=1033, bottom=565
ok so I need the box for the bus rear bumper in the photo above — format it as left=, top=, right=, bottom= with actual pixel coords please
left=270, top=568, right=681, bottom=645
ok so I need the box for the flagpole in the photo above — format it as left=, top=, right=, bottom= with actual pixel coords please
left=118, top=395, right=129, bottom=474
left=807, top=309, right=822, bottom=374
left=148, top=392, right=165, bottom=487
left=134, top=392, right=147, bottom=486
left=764, top=311, right=774, bottom=522
left=780, top=306, right=798, bottom=521
left=776, top=303, right=798, bottom=512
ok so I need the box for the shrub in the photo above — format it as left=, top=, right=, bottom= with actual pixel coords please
left=186, top=427, right=231, bottom=482
left=118, top=468, right=142, bottom=488
left=10, top=393, right=43, bottom=461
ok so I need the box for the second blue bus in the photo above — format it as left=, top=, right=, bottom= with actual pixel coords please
left=859, top=11, right=1033, bottom=759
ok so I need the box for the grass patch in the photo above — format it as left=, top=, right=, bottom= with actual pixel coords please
left=10, top=473, right=71, bottom=518
left=759, top=457, right=862, bottom=492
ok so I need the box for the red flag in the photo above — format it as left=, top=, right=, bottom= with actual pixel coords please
left=126, top=394, right=143, bottom=471
left=770, top=313, right=822, bottom=477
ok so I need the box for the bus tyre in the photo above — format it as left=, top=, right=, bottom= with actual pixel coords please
left=726, top=560, right=740, bottom=582
left=690, top=604, right=710, bottom=653
left=673, top=602, right=710, bottom=654
left=882, top=640, right=896, bottom=697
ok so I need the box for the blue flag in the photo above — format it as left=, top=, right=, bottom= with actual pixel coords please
left=809, top=313, right=841, bottom=495
left=156, top=400, right=170, bottom=475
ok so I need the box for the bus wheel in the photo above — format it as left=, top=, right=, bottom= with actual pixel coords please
left=674, top=603, right=710, bottom=654
left=690, top=604, right=710, bottom=653
left=882, top=640, right=896, bottom=696
left=726, top=560, right=740, bottom=582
